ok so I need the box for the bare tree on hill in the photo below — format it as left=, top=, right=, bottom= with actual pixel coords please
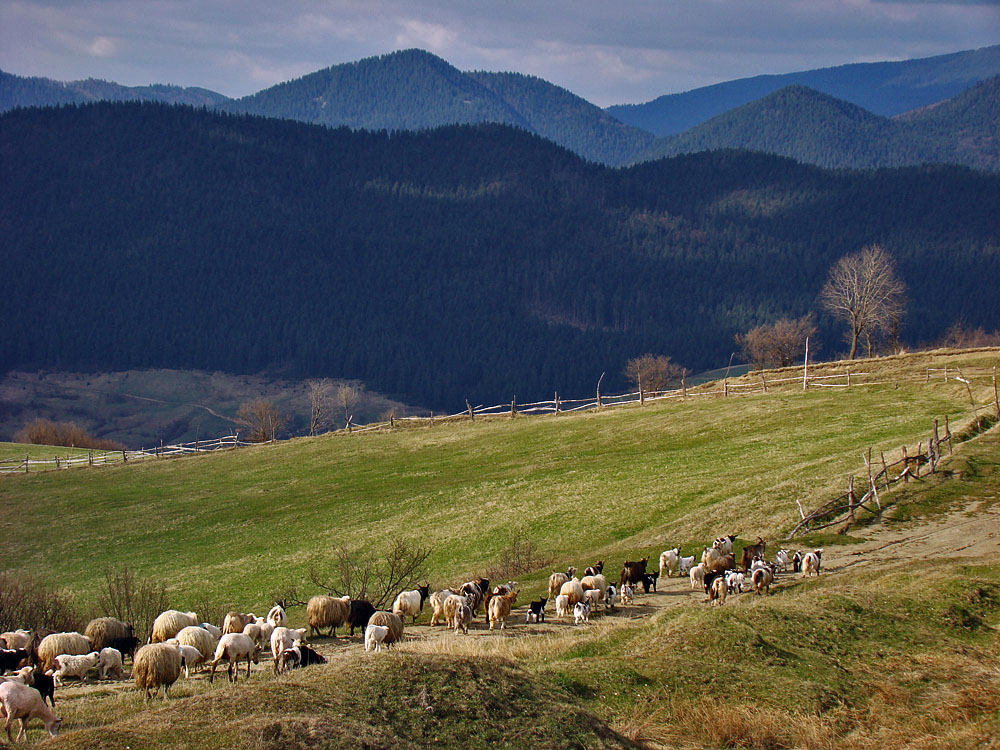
left=307, top=379, right=334, bottom=436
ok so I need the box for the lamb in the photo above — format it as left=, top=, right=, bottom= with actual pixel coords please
left=98, top=647, right=124, bottom=680
left=209, top=633, right=261, bottom=683
left=364, top=625, right=388, bottom=652
left=583, top=589, right=603, bottom=609
left=169, top=642, right=207, bottom=678
left=270, top=627, right=308, bottom=669
left=690, top=562, right=707, bottom=590
left=0, top=632, right=31, bottom=652
left=428, top=589, right=454, bottom=626
left=175, top=626, right=216, bottom=662
left=200, top=622, right=223, bottom=640
left=583, top=561, right=604, bottom=577
left=709, top=575, right=728, bottom=606
left=452, top=604, right=473, bottom=635
left=51, top=652, right=100, bottom=685
left=678, top=555, right=696, bottom=575
left=555, top=594, right=572, bottom=619
left=547, top=568, right=576, bottom=601
left=580, top=574, right=609, bottom=596
left=659, top=548, right=680, bottom=578
left=133, top=643, right=183, bottom=699
left=725, top=570, right=746, bottom=594
left=0, top=649, right=28, bottom=674
left=573, top=601, right=591, bottom=625
left=151, top=610, right=198, bottom=643
left=620, top=584, right=634, bottom=605
left=348, top=600, right=377, bottom=636
left=525, top=598, right=547, bottom=623
left=83, top=617, right=133, bottom=652
left=802, top=549, right=823, bottom=577
left=36, top=633, right=91, bottom=673
left=276, top=644, right=300, bottom=671
left=366, top=612, right=404, bottom=645
left=0, top=679, right=62, bottom=741
left=559, top=577, right=585, bottom=605
left=753, top=566, right=774, bottom=595
left=266, top=605, right=287, bottom=629
left=392, top=584, right=431, bottom=624
left=487, top=590, right=518, bottom=631
left=307, top=595, right=352, bottom=637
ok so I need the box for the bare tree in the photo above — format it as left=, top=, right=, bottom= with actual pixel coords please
left=236, top=398, right=286, bottom=442
left=307, top=379, right=334, bottom=436
left=624, top=354, right=685, bottom=393
left=337, top=384, right=360, bottom=425
left=820, top=244, right=907, bottom=359
left=308, top=538, right=429, bottom=609
left=736, top=315, right=817, bottom=369
left=97, top=565, right=169, bottom=642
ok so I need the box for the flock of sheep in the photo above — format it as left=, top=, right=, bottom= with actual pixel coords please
left=0, top=535, right=824, bottom=741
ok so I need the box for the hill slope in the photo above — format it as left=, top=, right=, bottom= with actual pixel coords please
left=608, top=43, right=1000, bottom=136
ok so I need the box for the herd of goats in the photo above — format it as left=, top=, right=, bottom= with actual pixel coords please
left=0, top=534, right=822, bottom=741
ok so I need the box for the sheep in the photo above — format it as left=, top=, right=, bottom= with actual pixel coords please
left=175, top=626, right=216, bottom=662
left=583, top=561, right=604, bottom=577
left=753, top=566, right=774, bottom=595
left=555, top=594, right=572, bottom=619
left=348, top=600, right=377, bottom=636
left=151, top=610, right=198, bottom=643
left=428, top=589, right=455, bottom=626
left=51, top=652, right=100, bottom=685
left=709, top=576, right=728, bottom=606
left=690, top=562, right=707, bottom=590
left=36, top=633, right=91, bottom=673
left=98, top=647, right=124, bottom=680
left=266, top=605, right=287, bottom=629
left=277, top=645, right=301, bottom=671
left=364, top=625, right=388, bottom=653
left=166, top=641, right=207, bottom=678
left=580, top=574, right=609, bottom=596
left=392, top=584, right=431, bottom=624
left=270, top=627, right=308, bottom=669
left=488, top=590, right=518, bottom=631
left=740, top=538, right=767, bottom=571
left=525, top=598, right=547, bottom=623
left=242, top=621, right=273, bottom=648
left=0, top=679, right=62, bottom=741
left=199, top=622, right=222, bottom=640
left=802, top=549, right=823, bottom=577
left=442, top=594, right=469, bottom=625
left=0, top=649, right=28, bottom=674
left=573, top=601, right=591, bottom=625
left=452, top=604, right=473, bottom=635
left=659, top=548, right=680, bottom=578
left=83, top=617, right=133, bottom=652
left=307, top=595, right=352, bottom=637
left=222, top=611, right=253, bottom=636
left=583, top=588, right=603, bottom=609
left=459, top=580, right=488, bottom=615
left=0, top=632, right=31, bottom=652
left=367, top=612, right=404, bottom=645
left=297, top=641, right=326, bottom=667
left=620, top=584, right=634, bottom=605
left=209, top=633, right=261, bottom=684
left=559, top=577, right=585, bottom=605
left=678, top=555, right=696, bottom=575
left=13, top=668, right=54, bottom=707
left=547, top=568, right=576, bottom=601
left=706, top=551, right=735, bottom=574
left=133, top=643, right=182, bottom=699
left=484, top=581, right=518, bottom=615
left=702, top=546, right=722, bottom=568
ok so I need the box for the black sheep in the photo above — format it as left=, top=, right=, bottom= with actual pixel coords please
left=347, top=600, right=376, bottom=637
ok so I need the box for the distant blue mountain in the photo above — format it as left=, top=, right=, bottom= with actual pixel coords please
left=607, top=44, right=1000, bottom=137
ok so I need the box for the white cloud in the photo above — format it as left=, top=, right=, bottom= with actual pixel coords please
left=86, top=35, right=116, bottom=57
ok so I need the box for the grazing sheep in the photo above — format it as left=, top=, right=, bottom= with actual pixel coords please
left=620, top=584, right=634, bottom=605
left=199, top=622, right=222, bottom=640
left=753, top=566, right=774, bottom=595
left=678, top=555, right=696, bottom=575
left=573, top=601, right=591, bottom=625
left=659, top=548, right=680, bottom=578
left=266, top=605, right=287, bottom=629
left=0, top=632, right=31, bottom=652
left=98, top=648, right=124, bottom=680
left=453, top=605, right=473, bottom=635
left=488, top=590, right=518, bottom=631
left=583, top=589, right=603, bottom=609
left=133, top=643, right=183, bottom=699
left=392, top=584, right=431, bottom=624
left=151, top=611, right=198, bottom=643
left=0, top=649, right=28, bottom=674
left=709, top=576, right=728, bottom=606
left=307, top=595, right=352, bottom=637
left=428, top=589, right=455, bottom=626
left=269, top=627, right=308, bottom=669
left=367, top=612, right=404, bottom=645
left=0, top=679, right=62, bottom=741
left=583, top=561, right=604, bottom=577
left=580, top=574, right=609, bottom=596
left=559, top=578, right=585, bottom=605
left=36, top=633, right=91, bottom=673
left=802, top=549, right=823, bottom=577
left=547, top=568, right=576, bottom=601
left=174, top=643, right=207, bottom=678
left=364, top=625, right=389, bottom=653
left=209, top=633, right=261, bottom=684
left=348, top=600, right=377, bottom=636
left=690, top=562, right=707, bottom=590
left=51, top=652, right=100, bottom=685
left=175, top=626, right=216, bottom=662
left=525, top=598, right=547, bottom=623
left=83, top=618, right=132, bottom=652
left=555, top=594, right=572, bottom=619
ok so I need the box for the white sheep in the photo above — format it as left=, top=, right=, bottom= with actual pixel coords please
left=428, top=589, right=454, bottom=626
left=690, top=562, right=706, bottom=590
left=559, top=577, right=585, bottom=605
left=659, top=548, right=679, bottom=578
left=0, top=631, right=31, bottom=651
left=50, top=652, right=100, bottom=685
left=555, top=594, right=572, bottom=619
left=242, top=621, right=274, bottom=648
left=151, top=611, right=198, bottom=643
left=678, top=555, right=695, bottom=575
left=364, top=624, right=389, bottom=652
left=266, top=605, right=287, bottom=629
left=199, top=622, right=222, bottom=640
left=98, top=647, right=124, bottom=680
left=270, top=627, right=308, bottom=669
left=725, top=571, right=746, bottom=594
left=209, top=633, right=260, bottom=683
left=573, top=601, right=591, bottom=625
left=0, top=679, right=61, bottom=741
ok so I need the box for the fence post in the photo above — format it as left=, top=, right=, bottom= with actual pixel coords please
left=510, top=396, right=517, bottom=419
left=944, top=415, right=953, bottom=455
left=723, top=379, right=728, bottom=397
left=24, top=454, right=28, bottom=473
left=847, top=475, right=856, bottom=526
left=931, top=419, right=940, bottom=473
left=55, top=455, right=60, bottom=470
left=554, top=392, right=560, bottom=415
left=902, top=446, right=909, bottom=482
left=89, top=452, right=93, bottom=467
left=847, top=369, right=851, bottom=388
left=596, top=372, right=605, bottom=410
left=122, top=449, right=127, bottom=464
left=944, top=366, right=948, bottom=382
left=760, top=373, right=767, bottom=393
left=682, top=371, right=687, bottom=399
left=994, top=365, right=999, bottom=418
left=466, top=399, right=475, bottom=421
left=346, top=415, right=354, bottom=432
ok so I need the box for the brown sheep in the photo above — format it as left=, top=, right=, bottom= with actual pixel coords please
left=83, top=618, right=132, bottom=652
left=133, top=643, right=183, bottom=699
left=306, top=595, right=351, bottom=637
left=366, top=612, right=404, bottom=645
left=35, top=633, right=91, bottom=673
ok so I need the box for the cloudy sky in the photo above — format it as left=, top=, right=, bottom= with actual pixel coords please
left=2, top=1, right=998, bottom=106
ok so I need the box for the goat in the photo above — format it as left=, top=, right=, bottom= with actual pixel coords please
left=525, top=598, right=547, bottom=623
left=619, top=557, right=649, bottom=589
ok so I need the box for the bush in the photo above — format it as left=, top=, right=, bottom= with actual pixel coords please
left=0, top=572, right=82, bottom=633
left=96, top=566, right=169, bottom=641
left=15, top=418, right=122, bottom=450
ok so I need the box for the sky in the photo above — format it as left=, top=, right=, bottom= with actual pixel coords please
left=1, top=1, right=999, bottom=107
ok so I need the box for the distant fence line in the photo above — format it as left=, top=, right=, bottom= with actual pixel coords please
left=4, top=356, right=998, bottom=474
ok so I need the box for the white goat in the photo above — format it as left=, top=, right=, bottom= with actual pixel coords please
left=364, top=624, right=389, bottom=652
left=659, top=548, right=679, bottom=578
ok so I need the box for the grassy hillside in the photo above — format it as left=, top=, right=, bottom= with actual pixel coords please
left=1, top=350, right=994, bottom=612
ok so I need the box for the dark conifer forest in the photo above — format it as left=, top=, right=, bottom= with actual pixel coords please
left=2, top=102, right=998, bottom=409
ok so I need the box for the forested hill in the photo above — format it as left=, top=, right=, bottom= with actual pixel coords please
left=607, top=43, right=1000, bottom=136
left=632, top=80, right=1000, bottom=170
left=0, top=69, right=229, bottom=111
left=2, top=103, right=998, bottom=410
